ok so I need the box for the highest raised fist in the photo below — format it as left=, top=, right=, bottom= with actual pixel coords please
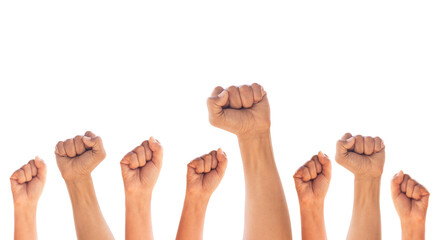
left=391, top=171, right=430, bottom=222
left=55, top=131, right=106, bottom=182
left=335, top=133, right=385, bottom=179
left=120, top=137, right=163, bottom=194
left=294, top=152, right=332, bottom=205
left=207, top=84, right=270, bottom=137
left=10, top=157, right=47, bottom=206
left=186, top=149, right=228, bottom=198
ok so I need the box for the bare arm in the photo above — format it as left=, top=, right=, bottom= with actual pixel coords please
left=207, top=84, right=291, bottom=240
left=177, top=194, right=209, bottom=240
left=55, top=131, right=113, bottom=240
left=11, top=157, right=46, bottom=240
left=124, top=192, right=153, bottom=240
left=347, top=177, right=381, bottom=239
left=66, top=177, right=114, bottom=240
left=120, top=137, right=163, bottom=240
left=294, top=153, right=331, bottom=240
left=335, top=133, right=385, bottom=240
left=14, top=205, right=37, bottom=240
left=238, top=133, right=292, bottom=240
left=391, top=171, right=429, bottom=240
left=176, top=150, right=227, bottom=240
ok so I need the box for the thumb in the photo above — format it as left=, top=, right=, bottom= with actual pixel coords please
left=207, top=90, right=229, bottom=123
left=391, top=170, right=404, bottom=199
left=34, top=156, right=47, bottom=181
left=215, top=148, right=228, bottom=179
left=420, top=187, right=430, bottom=206
left=83, top=136, right=103, bottom=151
left=336, top=136, right=355, bottom=161
left=318, top=151, right=331, bottom=179
left=83, top=136, right=106, bottom=159
left=186, top=161, right=198, bottom=180
left=149, top=137, right=163, bottom=168
left=120, top=157, right=132, bottom=176
left=293, top=167, right=305, bottom=185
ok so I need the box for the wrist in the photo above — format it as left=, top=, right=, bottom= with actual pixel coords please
left=299, top=200, right=324, bottom=212
left=353, top=176, right=381, bottom=206
left=354, top=175, right=382, bottom=183
left=14, top=204, right=37, bottom=225
left=401, top=220, right=425, bottom=240
left=13, top=199, right=38, bottom=209
left=237, top=130, right=271, bottom=142
left=14, top=203, right=37, bottom=214
left=125, top=192, right=151, bottom=212
left=185, top=191, right=211, bottom=204
left=64, top=174, right=93, bottom=186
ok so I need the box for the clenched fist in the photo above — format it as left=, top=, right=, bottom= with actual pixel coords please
left=335, top=133, right=385, bottom=179
left=186, top=149, right=228, bottom=197
left=391, top=171, right=429, bottom=222
left=120, top=137, right=163, bottom=194
left=207, top=84, right=270, bottom=137
left=55, top=131, right=106, bottom=182
left=294, top=152, right=331, bottom=205
left=10, top=157, right=47, bottom=206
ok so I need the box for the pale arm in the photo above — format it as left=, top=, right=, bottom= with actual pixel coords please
left=14, top=204, right=37, bottom=240
left=125, top=192, right=153, bottom=240
left=347, top=177, right=381, bottom=240
left=238, top=132, right=292, bottom=240
left=176, top=194, right=209, bottom=240
left=66, top=177, right=114, bottom=240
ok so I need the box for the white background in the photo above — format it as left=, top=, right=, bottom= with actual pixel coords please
left=1, top=0, right=438, bottom=239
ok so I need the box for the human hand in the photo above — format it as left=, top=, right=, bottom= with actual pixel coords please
left=55, top=131, right=106, bottom=182
left=207, top=84, right=270, bottom=138
left=335, top=133, right=385, bottom=179
left=186, top=149, right=228, bottom=198
left=10, top=157, right=47, bottom=207
left=294, top=152, right=331, bottom=206
left=391, top=171, right=429, bottom=222
left=120, top=137, right=163, bottom=195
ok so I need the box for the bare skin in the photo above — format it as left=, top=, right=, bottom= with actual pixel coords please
left=391, top=171, right=429, bottom=240
left=120, top=137, right=163, bottom=240
left=176, top=149, right=228, bottom=240
left=55, top=131, right=114, bottom=240
left=207, top=84, right=292, bottom=240
left=294, top=152, right=331, bottom=240
left=10, top=157, right=47, bottom=240
left=335, top=133, right=385, bottom=240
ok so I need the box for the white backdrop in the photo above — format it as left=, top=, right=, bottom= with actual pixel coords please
left=1, top=1, right=438, bottom=239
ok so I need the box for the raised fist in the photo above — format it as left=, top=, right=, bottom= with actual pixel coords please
left=207, top=84, right=270, bottom=137
left=335, top=133, right=385, bottom=179
left=186, top=149, right=228, bottom=197
left=55, top=131, right=106, bottom=181
left=120, top=137, right=163, bottom=194
left=10, top=157, right=47, bottom=206
left=391, top=171, right=429, bottom=222
left=294, top=152, right=331, bottom=205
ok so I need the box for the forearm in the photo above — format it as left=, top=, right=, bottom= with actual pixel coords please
left=238, top=131, right=292, bottom=240
left=176, top=193, right=209, bottom=240
left=14, top=204, right=37, bottom=240
left=299, top=203, right=326, bottom=240
left=125, top=192, right=153, bottom=240
left=66, top=176, right=114, bottom=240
left=347, top=177, right=381, bottom=240
left=401, top=220, right=425, bottom=240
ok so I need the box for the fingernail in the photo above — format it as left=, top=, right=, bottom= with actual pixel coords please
left=381, top=141, right=385, bottom=148
left=218, top=90, right=227, bottom=98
